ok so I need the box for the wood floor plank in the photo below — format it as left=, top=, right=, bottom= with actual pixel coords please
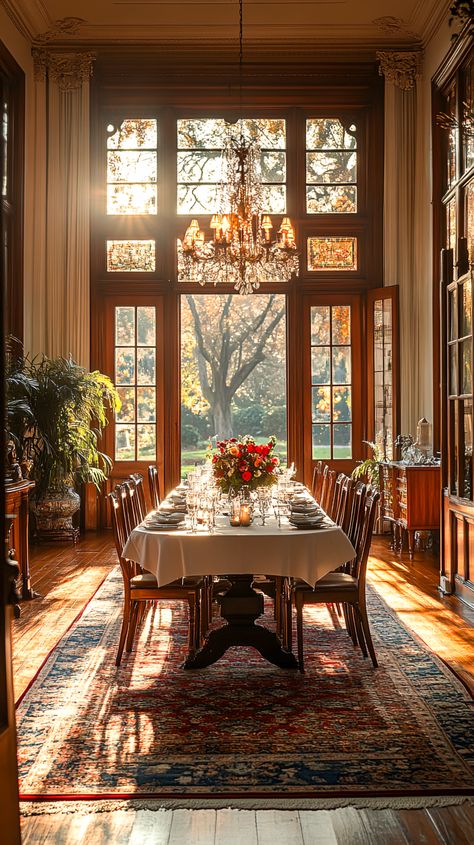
left=427, top=805, right=474, bottom=845
left=168, top=809, right=216, bottom=845
left=299, top=809, right=338, bottom=844
left=329, top=807, right=372, bottom=844
left=358, top=808, right=410, bottom=844
left=214, top=809, right=258, bottom=845
left=256, top=810, right=304, bottom=845
left=396, top=809, right=445, bottom=844
left=128, top=809, right=173, bottom=844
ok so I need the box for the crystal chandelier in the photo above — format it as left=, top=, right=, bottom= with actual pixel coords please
left=178, top=1, right=299, bottom=295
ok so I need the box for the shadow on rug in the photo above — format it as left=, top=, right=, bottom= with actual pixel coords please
left=16, top=569, right=474, bottom=803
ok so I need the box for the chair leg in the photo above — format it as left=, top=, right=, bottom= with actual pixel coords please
left=275, top=576, right=282, bottom=638
left=188, top=595, right=196, bottom=654
left=358, top=600, right=378, bottom=668
left=126, top=600, right=140, bottom=652
left=116, top=598, right=131, bottom=667
left=295, top=594, right=305, bottom=673
left=285, top=587, right=293, bottom=652
left=342, top=603, right=357, bottom=645
left=352, top=605, right=368, bottom=658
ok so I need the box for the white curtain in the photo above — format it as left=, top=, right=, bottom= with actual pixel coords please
left=24, top=51, right=93, bottom=368
left=381, top=52, right=433, bottom=436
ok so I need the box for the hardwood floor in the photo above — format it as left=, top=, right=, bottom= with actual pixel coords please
left=14, top=530, right=474, bottom=844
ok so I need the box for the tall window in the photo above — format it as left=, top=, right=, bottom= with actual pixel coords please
left=92, top=73, right=383, bottom=491
left=180, top=293, right=287, bottom=475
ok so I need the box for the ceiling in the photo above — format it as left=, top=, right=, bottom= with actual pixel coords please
left=3, top=0, right=450, bottom=53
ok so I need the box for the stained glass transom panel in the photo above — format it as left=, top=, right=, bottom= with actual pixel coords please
left=107, top=240, right=156, bottom=272
left=307, top=237, right=357, bottom=271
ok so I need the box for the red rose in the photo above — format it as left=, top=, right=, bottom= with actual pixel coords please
left=246, top=444, right=254, bottom=453
left=241, top=470, right=252, bottom=482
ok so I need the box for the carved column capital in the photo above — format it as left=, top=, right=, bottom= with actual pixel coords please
left=376, top=51, right=422, bottom=91
left=32, top=49, right=96, bottom=91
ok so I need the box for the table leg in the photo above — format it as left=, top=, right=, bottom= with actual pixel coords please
left=183, top=574, right=297, bottom=670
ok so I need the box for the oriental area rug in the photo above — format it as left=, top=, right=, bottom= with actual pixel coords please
left=16, top=569, right=474, bottom=811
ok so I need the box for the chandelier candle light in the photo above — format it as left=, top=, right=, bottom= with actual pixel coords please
left=179, top=0, right=299, bottom=294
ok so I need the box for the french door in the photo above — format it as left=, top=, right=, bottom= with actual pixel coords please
left=302, top=293, right=364, bottom=484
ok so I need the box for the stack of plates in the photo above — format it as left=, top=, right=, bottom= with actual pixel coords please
left=144, top=511, right=186, bottom=531
left=288, top=512, right=328, bottom=530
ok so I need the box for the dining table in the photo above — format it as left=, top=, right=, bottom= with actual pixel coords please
left=123, top=497, right=355, bottom=670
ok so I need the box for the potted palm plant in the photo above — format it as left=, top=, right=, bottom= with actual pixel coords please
left=6, top=342, right=120, bottom=541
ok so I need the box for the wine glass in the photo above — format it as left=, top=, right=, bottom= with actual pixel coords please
left=257, top=487, right=271, bottom=526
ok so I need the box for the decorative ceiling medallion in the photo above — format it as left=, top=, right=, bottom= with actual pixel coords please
left=35, top=17, right=86, bottom=44
left=376, top=51, right=422, bottom=91
left=32, top=50, right=96, bottom=92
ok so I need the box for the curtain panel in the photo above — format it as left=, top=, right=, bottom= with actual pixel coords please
left=24, top=50, right=94, bottom=369
left=379, top=51, right=433, bottom=437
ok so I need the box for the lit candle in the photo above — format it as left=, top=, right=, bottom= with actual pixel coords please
left=239, top=504, right=252, bottom=526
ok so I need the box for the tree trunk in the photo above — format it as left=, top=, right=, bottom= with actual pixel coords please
left=213, top=401, right=233, bottom=440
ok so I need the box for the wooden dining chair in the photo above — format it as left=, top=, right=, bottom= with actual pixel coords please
left=334, top=475, right=355, bottom=532
left=109, top=490, right=203, bottom=666
left=287, top=489, right=380, bottom=672
left=130, top=473, right=147, bottom=520
left=148, top=465, right=161, bottom=510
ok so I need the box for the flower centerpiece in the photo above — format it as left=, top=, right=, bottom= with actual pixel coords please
left=211, top=435, right=280, bottom=494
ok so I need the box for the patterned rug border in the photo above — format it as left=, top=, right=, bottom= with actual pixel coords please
left=367, top=578, right=474, bottom=701
left=20, top=795, right=474, bottom=816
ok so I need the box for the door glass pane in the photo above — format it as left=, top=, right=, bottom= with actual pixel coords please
left=312, top=424, right=331, bottom=459
left=114, top=306, right=158, bottom=463
left=462, top=278, right=472, bottom=337
left=311, top=306, right=330, bottom=344
left=449, top=288, right=457, bottom=341
left=310, top=304, right=353, bottom=459
left=311, top=348, right=330, bottom=383
left=180, top=294, right=287, bottom=475
left=464, top=399, right=473, bottom=499
left=450, top=345, right=458, bottom=395
left=461, top=339, right=472, bottom=394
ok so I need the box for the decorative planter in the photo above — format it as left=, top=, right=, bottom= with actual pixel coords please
left=32, top=487, right=81, bottom=543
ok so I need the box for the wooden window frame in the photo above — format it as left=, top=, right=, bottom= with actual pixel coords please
left=90, top=61, right=384, bottom=499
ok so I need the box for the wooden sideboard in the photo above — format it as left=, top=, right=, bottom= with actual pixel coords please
left=5, top=479, right=36, bottom=599
left=379, top=462, right=440, bottom=559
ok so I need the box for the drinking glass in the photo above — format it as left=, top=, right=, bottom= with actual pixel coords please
left=257, top=487, right=271, bottom=526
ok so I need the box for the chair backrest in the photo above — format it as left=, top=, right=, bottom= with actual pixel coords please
left=329, top=472, right=345, bottom=521
left=130, top=473, right=146, bottom=520
left=108, top=489, right=138, bottom=584
left=122, top=480, right=142, bottom=534
left=311, top=460, right=324, bottom=500
left=320, top=468, right=337, bottom=514
left=334, top=474, right=355, bottom=532
left=346, top=482, right=367, bottom=562
left=148, top=465, right=161, bottom=510
left=354, top=490, right=380, bottom=590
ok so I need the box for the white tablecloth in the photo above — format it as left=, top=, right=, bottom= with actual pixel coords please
left=122, top=514, right=355, bottom=588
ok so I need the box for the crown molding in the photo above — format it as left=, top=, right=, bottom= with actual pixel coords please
left=1, top=0, right=51, bottom=42
left=409, top=0, right=451, bottom=47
